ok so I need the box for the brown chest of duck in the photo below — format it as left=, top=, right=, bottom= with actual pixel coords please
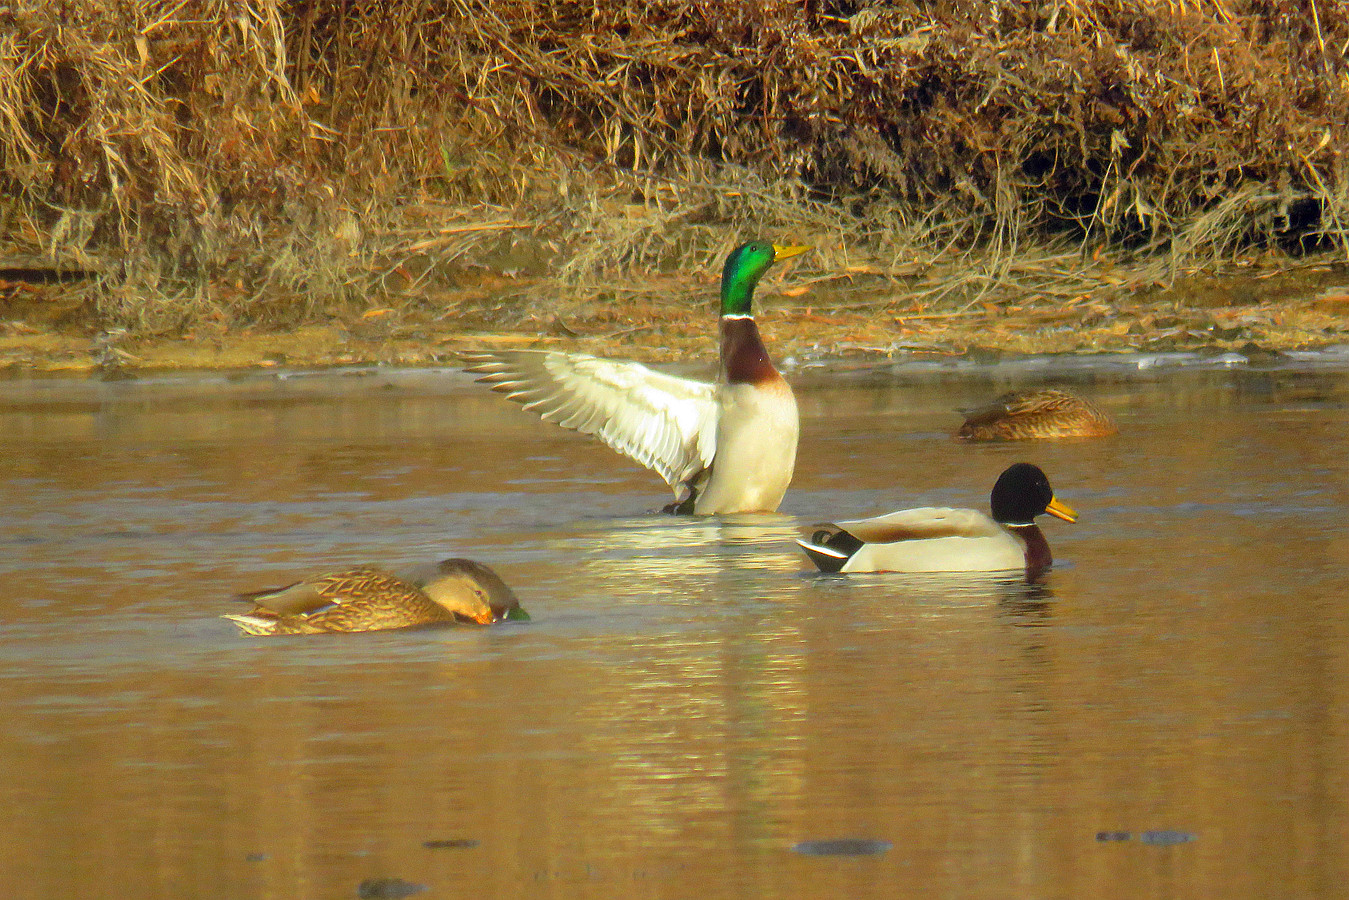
left=463, top=240, right=809, bottom=515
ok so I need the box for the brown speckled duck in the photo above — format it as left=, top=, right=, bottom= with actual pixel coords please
left=461, top=240, right=809, bottom=515
left=955, top=389, right=1116, bottom=441
left=224, top=558, right=526, bottom=636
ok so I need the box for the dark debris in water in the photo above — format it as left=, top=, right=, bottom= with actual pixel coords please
left=1141, top=830, right=1197, bottom=845
left=1096, top=830, right=1197, bottom=845
left=423, top=838, right=480, bottom=850
left=792, top=838, right=892, bottom=857
left=357, top=877, right=428, bottom=899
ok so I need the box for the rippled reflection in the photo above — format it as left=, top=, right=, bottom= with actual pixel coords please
left=0, top=358, right=1347, bottom=899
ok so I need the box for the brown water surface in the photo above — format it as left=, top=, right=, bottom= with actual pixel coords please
left=2, top=352, right=1348, bottom=899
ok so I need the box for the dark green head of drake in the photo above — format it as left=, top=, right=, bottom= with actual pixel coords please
left=989, top=463, right=1078, bottom=526
left=720, top=241, right=810, bottom=317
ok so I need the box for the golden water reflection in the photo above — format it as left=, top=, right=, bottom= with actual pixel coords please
left=0, top=361, right=1347, bottom=898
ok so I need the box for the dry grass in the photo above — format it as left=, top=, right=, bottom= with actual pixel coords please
left=1, top=0, right=1347, bottom=335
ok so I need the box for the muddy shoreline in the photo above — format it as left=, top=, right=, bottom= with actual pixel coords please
left=3, top=259, right=1348, bottom=375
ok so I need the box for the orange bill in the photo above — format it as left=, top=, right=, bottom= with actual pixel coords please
left=1045, top=496, right=1078, bottom=523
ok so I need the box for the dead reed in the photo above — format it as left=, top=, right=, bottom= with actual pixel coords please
left=1, top=0, right=1346, bottom=332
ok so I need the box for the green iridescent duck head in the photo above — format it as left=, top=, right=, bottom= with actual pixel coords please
left=719, top=241, right=810, bottom=317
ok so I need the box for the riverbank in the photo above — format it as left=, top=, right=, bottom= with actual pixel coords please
left=5, top=1, right=1348, bottom=362
left=3, top=253, right=1347, bottom=374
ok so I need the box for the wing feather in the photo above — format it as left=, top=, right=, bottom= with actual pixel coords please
left=463, top=349, right=719, bottom=491
left=235, top=567, right=391, bottom=617
left=829, top=507, right=1003, bottom=543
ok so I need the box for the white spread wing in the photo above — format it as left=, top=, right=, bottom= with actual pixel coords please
left=462, top=349, right=719, bottom=491
left=831, top=506, right=1002, bottom=543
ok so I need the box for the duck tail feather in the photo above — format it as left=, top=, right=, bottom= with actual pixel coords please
left=222, top=614, right=279, bottom=636
left=796, top=539, right=852, bottom=573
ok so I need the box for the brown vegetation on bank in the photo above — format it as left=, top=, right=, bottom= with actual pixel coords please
left=1, top=0, right=1347, bottom=366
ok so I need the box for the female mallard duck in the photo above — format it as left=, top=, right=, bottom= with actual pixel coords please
left=461, top=240, right=809, bottom=515
left=797, top=463, right=1077, bottom=575
left=224, top=558, right=526, bottom=635
left=955, top=389, right=1116, bottom=441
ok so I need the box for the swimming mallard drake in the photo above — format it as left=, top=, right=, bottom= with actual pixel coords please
left=462, top=240, right=809, bottom=515
left=797, top=463, right=1077, bottom=575
left=955, top=389, right=1116, bottom=441
left=224, top=558, right=526, bottom=635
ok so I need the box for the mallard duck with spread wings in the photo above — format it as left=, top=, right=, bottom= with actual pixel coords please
left=462, top=241, right=809, bottom=514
